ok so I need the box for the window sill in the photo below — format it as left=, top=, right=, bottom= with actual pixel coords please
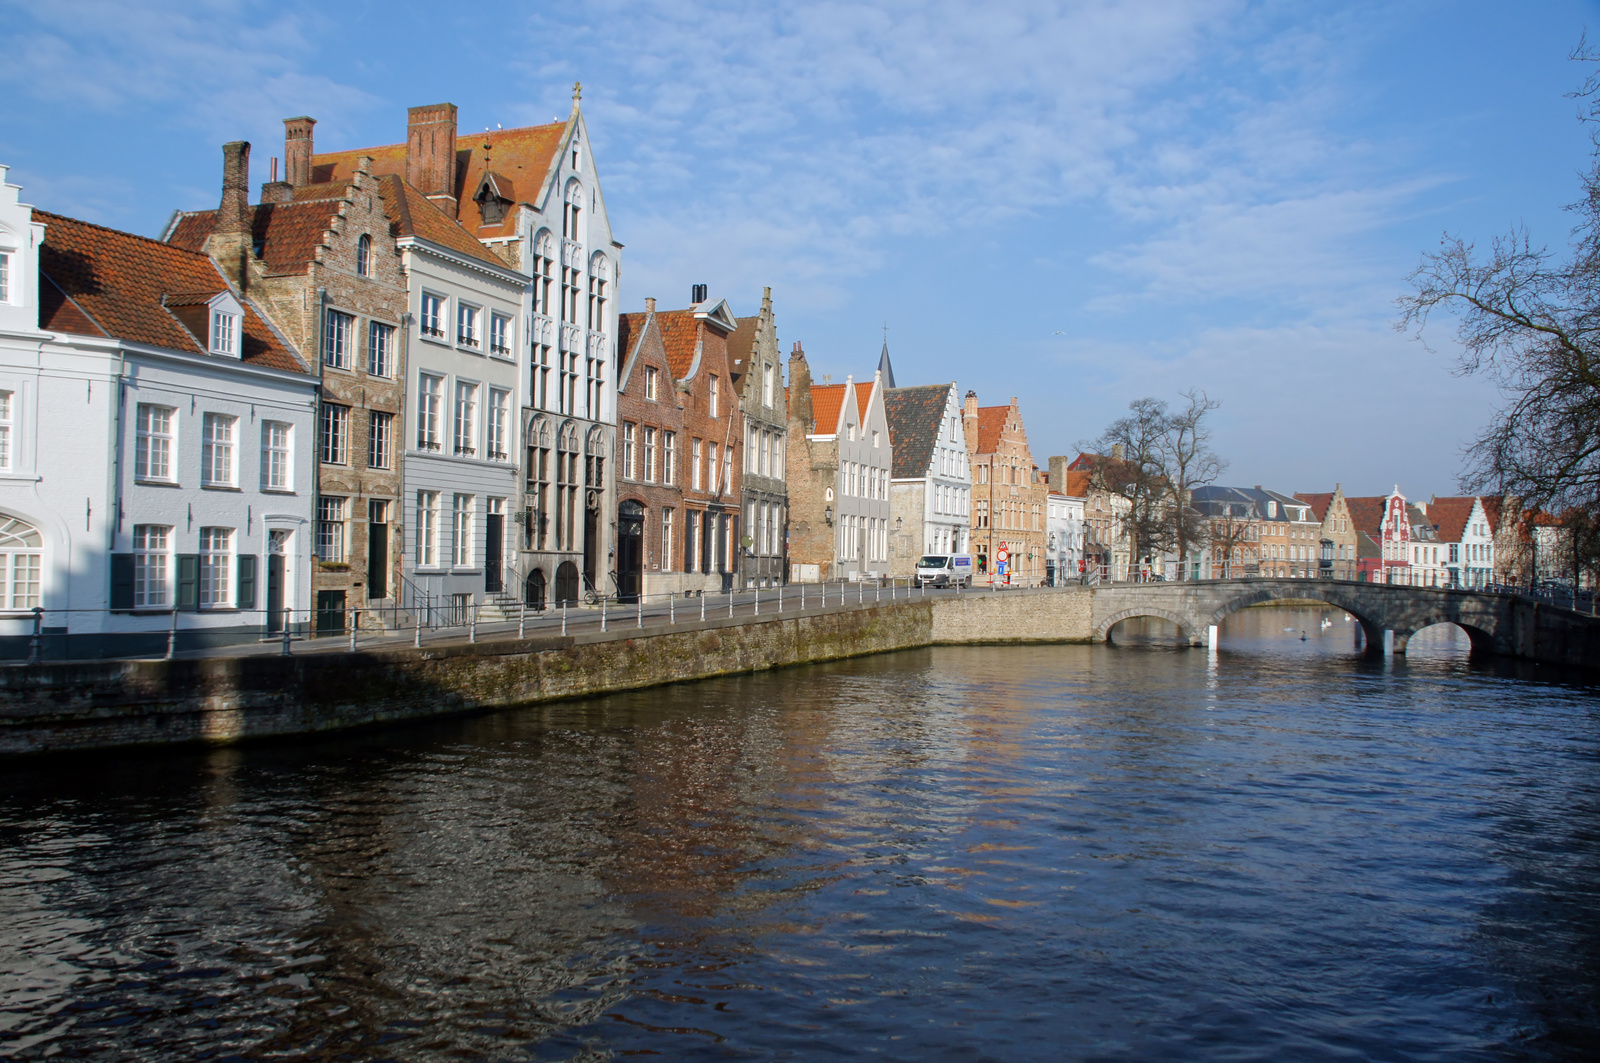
left=201, top=484, right=242, bottom=492
left=261, top=488, right=297, bottom=495
left=450, top=567, right=482, bottom=575
left=418, top=333, right=451, bottom=347
left=134, top=479, right=181, bottom=488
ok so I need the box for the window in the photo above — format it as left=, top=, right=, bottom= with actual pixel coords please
left=662, top=508, right=675, bottom=572
left=872, top=430, right=880, bottom=449
left=135, top=404, right=175, bottom=482
left=452, top=494, right=474, bottom=567
left=458, top=304, right=480, bottom=348
left=368, top=322, right=394, bottom=377
left=199, top=527, right=233, bottom=608
left=709, top=443, right=719, bottom=493
left=0, top=252, right=8, bottom=303
left=763, top=365, right=775, bottom=408
left=709, top=375, right=719, bottom=418
left=490, top=312, right=512, bottom=355
left=209, top=308, right=238, bottom=356
left=132, top=524, right=170, bottom=608
left=417, top=374, right=442, bottom=450
left=369, top=411, right=393, bottom=469
left=200, top=413, right=236, bottom=486
left=487, top=389, right=509, bottom=461
left=317, top=497, right=346, bottom=561
left=261, top=420, right=292, bottom=491
left=691, top=438, right=703, bottom=490
left=0, top=390, right=12, bottom=470
left=320, top=403, right=349, bottom=465
left=356, top=234, right=372, bottom=276
left=722, top=446, right=732, bottom=496
left=324, top=309, right=354, bottom=369
left=532, top=232, right=554, bottom=315
left=453, top=382, right=478, bottom=457
left=416, top=491, right=439, bottom=566
left=421, top=293, right=445, bottom=338
left=663, top=431, right=676, bottom=485
left=643, top=427, right=657, bottom=482
left=623, top=423, right=637, bottom=478
left=645, top=366, right=659, bottom=401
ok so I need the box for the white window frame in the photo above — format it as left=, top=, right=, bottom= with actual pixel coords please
left=452, top=493, right=474, bottom=568
left=199, top=527, right=233, bottom=609
left=487, top=389, right=509, bottom=461
left=368, top=321, right=394, bottom=377
left=133, top=524, right=171, bottom=609
left=417, top=374, right=443, bottom=451
left=0, top=515, right=41, bottom=611
left=0, top=389, right=13, bottom=471
left=261, top=420, right=292, bottom=491
left=324, top=309, right=354, bottom=369
left=416, top=491, right=439, bottom=567
left=135, top=403, right=176, bottom=483
left=420, top=292, right=446, bottom=339
left=317, top=497, right=346, bottom=562
left=369, top=410, right=393, bottom=470
left=457, top=303, right=481, bottom=349
left=489, top=311, right=512, bottom=356
left=663, top=431, right=676, bottom=486
left=201, top=412, right=237, bottom=487
left=320, top=403, right=349, bottom=465
left=453, top=381, right=479, bottom=457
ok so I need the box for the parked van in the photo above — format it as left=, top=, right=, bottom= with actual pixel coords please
left=916, top=553, right=973, bottom=587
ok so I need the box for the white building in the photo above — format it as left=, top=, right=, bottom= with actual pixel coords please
left=381, top=179, right=528, bottom=621
left=807, top=373, right=893, bottom=580
left=884, top=380, right=971, bottom=578
left=0, top=170, right=317, bottom=657
left=1046, top=489, right=1084, bottom=585
left=1427, top=496, right=1497, bottom=589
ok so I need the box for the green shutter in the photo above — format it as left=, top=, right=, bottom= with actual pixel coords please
left=176, top=554, right=200, bottom=610
left=237, top=554, right=257, bottom=609
left=110, top=553, right=135, bottom=611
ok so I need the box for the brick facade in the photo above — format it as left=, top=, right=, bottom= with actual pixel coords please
left=729, top=288, right=788, bottom=588
left=964, top=393, right=1047, bottom=585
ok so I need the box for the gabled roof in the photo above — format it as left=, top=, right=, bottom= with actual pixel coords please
left=1344, top=497, right=1389, bottom=538
left=1407, top=504, right=1437, bottom=542
left=883, top=384, right=949, bottom=479
left=1294, top=492, right=1334, bottom=522
left=1426, top=496, right=1478, bottom=544
left=809, top=383, right=848, bottom=436
left=1063, top=469, right=1093, bottom=497
left=854, top=381, right=875, bottom=423
left=975, top=406, right=1010, bottom=453
left=649, top=308, right=703, bottom=381
left=167, top=196, right=346, bottom=275
left=35, top=210, right=304, bottom=373
left=376, top=174, right=507, bottom=268
left=1481, top=495, right=1504, bottom=532
left=311, top=120, right=569, bottom=239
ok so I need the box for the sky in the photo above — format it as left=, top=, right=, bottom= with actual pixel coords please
left=2, top=0, right=1596, bottom=498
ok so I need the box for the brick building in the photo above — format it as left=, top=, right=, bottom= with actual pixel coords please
left=1347, top=488, right=1411, bottom=583
left=615, top=298, right=687, bottom=600
left=1189, top=485, right=1263, bottom=578
left=1295, top=485, right=1359, bottom=580
left=965, top=394, right=1046, bottom=585
left=728, top=288, right=787, bottom=588
left=168, top=137, right=408, bottom=632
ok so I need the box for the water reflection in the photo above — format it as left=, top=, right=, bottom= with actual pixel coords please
left=1, top=609, right=1598, bottom=1060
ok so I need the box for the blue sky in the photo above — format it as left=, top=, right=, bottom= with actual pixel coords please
left=2, top=0, right=1595, bottom=497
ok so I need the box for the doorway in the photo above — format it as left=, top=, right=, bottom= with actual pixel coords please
left=486, top=501, right=504, bottom=594
left=525, top=567, right=547, bottom=610
left=617, top=500, right=643, bottom=603
left=555, top=561, right=580, bottom=605
left=316, top=589, right=346, bottom=635
left=367, top=500, right=389, bottom=600
left=267, top=529, right=290, bottom=633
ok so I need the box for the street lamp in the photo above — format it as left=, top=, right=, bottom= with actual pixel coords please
left=824, top=505, right=833, bottom=526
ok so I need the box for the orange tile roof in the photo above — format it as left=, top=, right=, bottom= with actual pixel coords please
left=1480, top=495, right=1503, bottom=532
left=375, top=174, right=505, bottom=267
left=1294, top=492, right=1334, bottom=522
left=36, top=210, right=304, bottom=373
left=649, top=308, right=701, bottom=380
left=975, top=405, right=1009, bottom=453
left=809, top=383, right=847, bottom=435
left=1063, top=469, right=1093, bottom=497
left=311, top=121, right=568, bottom=239
left=854, top=381, right=874, bottom=420
left=168, top=197, right=345, bottom=276
left=1343, top=496, right=1389, bottom=538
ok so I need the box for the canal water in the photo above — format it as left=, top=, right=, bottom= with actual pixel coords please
left=2, top=606, right=1598, bottom=1061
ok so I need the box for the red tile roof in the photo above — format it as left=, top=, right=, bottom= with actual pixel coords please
left=1343, top=496, right=1389, bottom=538
left=311, top=121, right=568, bottom=239
left=1294, top=492, right=1334, bottom=522
left=809, top=384, right=847, bottom=435
left=854, top=381, right=874, bottom=421
left=648, top=308, right=701, bottom=380
left=375, top=174, right=505, bottom=267
left=36, top=210, right=304, bottom=373
left=167, top=197, right=344, bottom=275
left=1063, top=469, right=1093, bottom=497
left=975, top=405, right=1009, bottom=453
left=1481, top=495, right=1503, bottom=532
left=1426, top=496, right=1477, bottom=544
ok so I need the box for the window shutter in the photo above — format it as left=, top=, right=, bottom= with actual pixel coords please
left=237, top=554, right=257, bottom=609
left=176, top=554, right=200, bottom=610
left=110, top=554, right=135, bottom=611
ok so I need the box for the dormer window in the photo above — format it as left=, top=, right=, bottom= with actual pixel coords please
left=1267, top=500, right=1277, bottom=518
left=205, top=292, right=243, bottom=358
left=356, top=234, right=372, bottom=276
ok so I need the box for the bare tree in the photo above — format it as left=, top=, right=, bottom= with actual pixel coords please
left=1206, top=513, right=1255, bottom=578
left=1158, top=388, right=1226, bottom=579
left=1085, top=398, right=1172, bottom=575
left=1398, top=41, right=1600, bottom=522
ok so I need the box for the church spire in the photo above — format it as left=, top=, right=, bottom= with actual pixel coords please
left=877, top=324, right=896, bottom=389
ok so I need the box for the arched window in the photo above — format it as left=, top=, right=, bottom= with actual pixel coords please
left=532, top=230, right=555, bottom=317
left=587, top=253, right=610, bottom=335
left=563, top=180, right=585, bottom=243
left=356, top=234, right=372, bottom=277
left=0, top=514, right=42, bottom=610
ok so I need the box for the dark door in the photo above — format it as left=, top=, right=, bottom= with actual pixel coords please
left=266, top=553, right=285, bottom=633
left=583, top=501, right=599, bottom=593
left=525, top=567, right=547, bottom=609
left=617, top=501, right=643, bottom=603
left=367, top=502, right=389, bottom=600
left=555, top=561, right=579, bottom=605
left=316, top=589, right=346, bottom=635
left=485, top=513, right=504, bottom=593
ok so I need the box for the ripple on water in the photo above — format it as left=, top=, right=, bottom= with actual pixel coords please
left=1, top=607, right=1598, bottom=1061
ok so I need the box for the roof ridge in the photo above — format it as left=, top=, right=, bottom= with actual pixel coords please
left=315, top=120, right=569, bottom=161
left=35, top=208, right=212, bottom=258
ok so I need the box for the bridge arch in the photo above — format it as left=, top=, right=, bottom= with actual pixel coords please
left=1201, top=586, right=1388, bottom=653
left=1095, top=608, right=1201, bottom=646
left=1391, top=617, right=1497, bottom=656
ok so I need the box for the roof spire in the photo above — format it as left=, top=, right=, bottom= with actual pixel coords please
left=572, top=81, right=583, bottom=104
left=877, top=324, right=896, bottom=389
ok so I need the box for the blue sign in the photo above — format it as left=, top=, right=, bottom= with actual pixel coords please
left=998, top=561, right=1009, bottom=575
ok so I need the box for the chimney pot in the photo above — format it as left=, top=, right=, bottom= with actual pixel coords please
left=283, top=116, right=315, bottom=187
left=406, top=103, right=459, bottom=208
left=691, top=283, right=707, bottom=304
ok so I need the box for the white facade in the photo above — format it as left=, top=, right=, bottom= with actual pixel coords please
left=1446, top=498, right=1496, bottom=588
left=0, top=169, right=317, bottom=657
left=819, top=374, right=892, bottom=580
left=399, top=236, right=526, bottom=615
left=1047, top=491, right=1084, bottom=585
left=923, top=385, right=971, bottom=555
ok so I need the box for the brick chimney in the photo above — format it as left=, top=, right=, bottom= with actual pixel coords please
left=210, top=141, right=252, bottom=289
left=284, top=116, right=316, bottom=186
left=645, top=297, right=656, bottom=313
left=406, top=103, right=459, bottom=210
left=788, top=341, right=813, bottom=434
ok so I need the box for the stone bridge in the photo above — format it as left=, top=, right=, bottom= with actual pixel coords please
left=1089, top=578, right=1579, bottom=657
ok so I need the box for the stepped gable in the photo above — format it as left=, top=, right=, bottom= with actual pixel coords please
left=883, top=384, right=948, bottom=479
left=35, top=209, right=303, bottom=373
left=166, top=196, right=344, bottom=275
left=311, top=121, right=567, bottom=239
left=976, top=405, right=1009, bottom=452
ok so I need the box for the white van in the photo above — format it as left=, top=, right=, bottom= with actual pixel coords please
left=916, top=553, right=973, bottom=587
